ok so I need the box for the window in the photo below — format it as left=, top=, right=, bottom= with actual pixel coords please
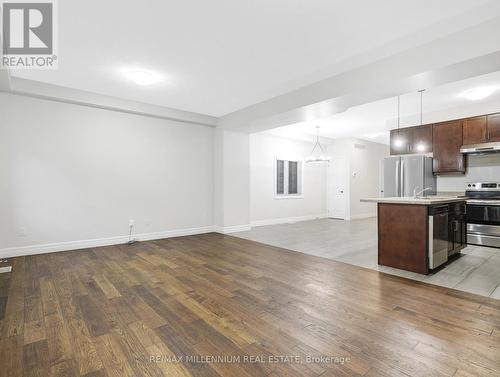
left=275, top=159, right=303, bottom=198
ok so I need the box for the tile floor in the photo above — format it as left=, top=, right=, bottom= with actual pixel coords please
left=233, top=218, right=500, bottom=299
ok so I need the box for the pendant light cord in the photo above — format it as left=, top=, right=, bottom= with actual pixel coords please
left=397, top=95, right=400, bottom=135
left=419, top=89, right=425, bottom=126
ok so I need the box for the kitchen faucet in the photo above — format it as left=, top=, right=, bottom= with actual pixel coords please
left=414, top=187, right=432, bottom=198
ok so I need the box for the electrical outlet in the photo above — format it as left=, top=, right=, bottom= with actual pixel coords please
left=129, top=219, right=135, bottom=227
left=17, top=227, right=26, bottom=237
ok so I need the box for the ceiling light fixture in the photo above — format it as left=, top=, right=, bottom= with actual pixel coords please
left=123, top=69, right=162, bottom=86
left=460, top=86, right=498, bottom=101
left=306, top=126, right=331, bottom=163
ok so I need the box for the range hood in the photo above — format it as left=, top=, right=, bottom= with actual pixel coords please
left=460, top=142, right=500, bottom=154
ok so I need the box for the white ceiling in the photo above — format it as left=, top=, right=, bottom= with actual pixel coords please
left=11, top=0, right=495, bottom=117
left=266, top=71, right=500, bottom=145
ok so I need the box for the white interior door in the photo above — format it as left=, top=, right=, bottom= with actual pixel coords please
left=379, top=159, right=385, bottom=197
left=327, top=157, right=348, bottom=219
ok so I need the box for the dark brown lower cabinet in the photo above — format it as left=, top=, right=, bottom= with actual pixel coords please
left=432, top=120, right=465, bottom=174
left=378, top=203, right=428, bottom=274
left=449, top=202, right=467, bottom=253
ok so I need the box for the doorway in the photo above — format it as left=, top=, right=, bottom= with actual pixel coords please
left=327, top=156, right=349, bottom=219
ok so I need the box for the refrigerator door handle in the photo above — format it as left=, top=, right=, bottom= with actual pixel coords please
left=400, top=159, right=405, bottom=197
left=395, top=159, right=400, bottom=197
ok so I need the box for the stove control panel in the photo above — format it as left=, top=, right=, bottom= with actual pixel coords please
left=466, top=182, right=500, bottom=191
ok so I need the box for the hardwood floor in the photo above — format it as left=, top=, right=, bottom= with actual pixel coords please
left=1, top=233, right=500, bottom=377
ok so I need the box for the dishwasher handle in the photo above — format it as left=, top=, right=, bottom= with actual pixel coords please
left=429, top=205, right=449, bottom=215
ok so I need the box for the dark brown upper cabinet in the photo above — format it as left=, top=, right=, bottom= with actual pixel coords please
left=487, top=114, right=500, bottom=142
left=411, top=125, right=433, bottom=153
left=390, top=128, right=412, bottom=155
left=390, top=125, right=432, bottom=155
left=388, top=111, right=500, bottom=174
left=463, top=116, right=487, bottom=145
left=432, top=120, right=465, bottom=174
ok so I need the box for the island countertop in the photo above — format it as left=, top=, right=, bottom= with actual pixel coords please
left=361, top=196, right=466, bottom=205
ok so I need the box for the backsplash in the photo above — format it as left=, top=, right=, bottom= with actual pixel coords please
left=437, top=154, right=500, bottom=192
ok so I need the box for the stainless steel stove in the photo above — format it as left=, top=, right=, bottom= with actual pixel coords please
left=465, top=182, right=500, bottom=248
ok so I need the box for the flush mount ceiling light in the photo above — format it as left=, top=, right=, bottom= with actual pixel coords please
left=123, top=69, right=162, bottom=86
left=460, top=86, right=498, bottom=101
left=306, top=126, right=331, bottom=163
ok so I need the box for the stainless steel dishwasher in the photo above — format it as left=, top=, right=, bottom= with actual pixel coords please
left=428, top=205, right=449, bottom=269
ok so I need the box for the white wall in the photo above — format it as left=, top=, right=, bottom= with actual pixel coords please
left=328, top=138, right=389, bottom=219
left=249, top=134, right=389, bottom=225
left=249, top=133, right=327, bottom=225
left=213, top=129, right=251, bottom=232
left=0, top=93, right=214, bottom=254
left=437, top=154, right=500, bottom=192
left=349, top=140, right=389, bottom=218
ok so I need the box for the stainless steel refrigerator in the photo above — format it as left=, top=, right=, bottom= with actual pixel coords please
left=382, top=155, right=436, bottom=198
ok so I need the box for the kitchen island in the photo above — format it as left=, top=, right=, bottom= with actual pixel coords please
left=361, top=197, right=466, bottom=274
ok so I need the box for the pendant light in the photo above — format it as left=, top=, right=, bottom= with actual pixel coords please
left=306, top=126, right=331, bottom=163
left=415, top=89, right=426, bottom=152
left=393, top=95, right=403, bottom=148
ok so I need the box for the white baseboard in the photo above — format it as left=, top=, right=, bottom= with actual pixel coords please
left=346, top=213, right=377, bottom=220
left=251, top=214, right=327, bottom=227
left=0, top=225, right=214, bottom=258
left=213, top=224, right=252, bottom=234
left=135, top=226, right=214, bottom=241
